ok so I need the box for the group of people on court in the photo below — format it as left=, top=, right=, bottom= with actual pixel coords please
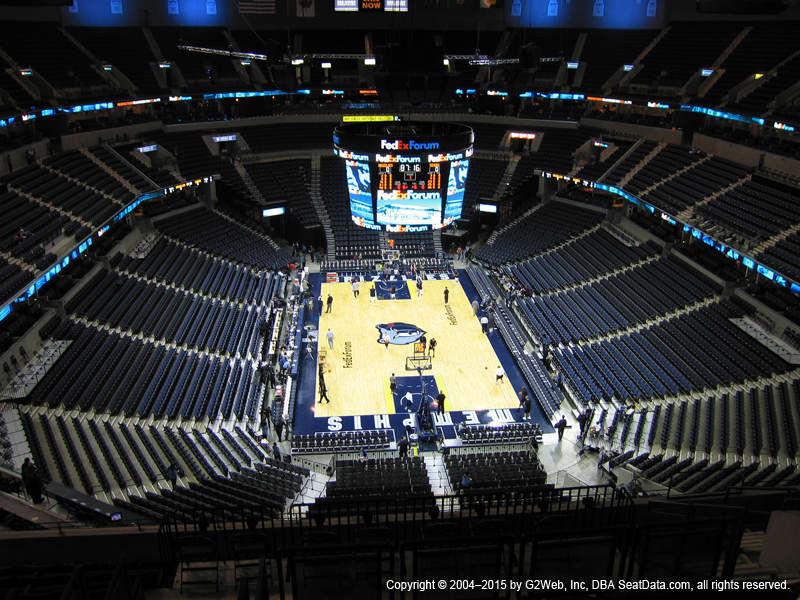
left=311, top=269, right=548, bottom=441
left=315, top=271, right=457, bottom=310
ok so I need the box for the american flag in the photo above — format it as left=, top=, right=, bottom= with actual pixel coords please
left=236, top=0, right=277, bottom=13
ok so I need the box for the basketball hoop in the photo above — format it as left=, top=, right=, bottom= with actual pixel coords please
left=406, top=355, right=432, bottom=371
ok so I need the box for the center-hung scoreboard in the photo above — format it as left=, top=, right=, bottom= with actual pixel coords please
left=333, top=121, right=474, bottom=232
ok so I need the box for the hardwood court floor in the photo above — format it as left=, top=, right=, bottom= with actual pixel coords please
left=314, top=278, right=518, bottom=417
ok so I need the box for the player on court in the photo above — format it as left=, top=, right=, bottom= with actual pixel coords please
left=495, top=365, right=505, bottom=384
left=319, top=378, right=330, bottom=403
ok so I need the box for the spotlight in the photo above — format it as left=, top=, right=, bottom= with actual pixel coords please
left=364, top=57, right=376, bottom=66
left=321, top=62, right=332, bottom=69
left=291, top=58, right=304, bottom=66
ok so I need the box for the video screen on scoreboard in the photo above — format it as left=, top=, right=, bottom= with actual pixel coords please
left=376, top=189, right=441, bottom=225
left=443, top=159, right=469, bottom=225
left=345, top=160, right=375, bottom=226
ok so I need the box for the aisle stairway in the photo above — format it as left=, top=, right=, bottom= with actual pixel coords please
left=310, top=153, right=335, bottom=260
left=423, top=451, right=453, bottom=496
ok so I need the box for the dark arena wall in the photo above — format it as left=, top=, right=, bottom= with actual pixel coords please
left=1, top=5, right=800, bottom=598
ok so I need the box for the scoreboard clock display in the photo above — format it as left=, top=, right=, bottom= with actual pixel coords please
left=378, top=162, right=438, bottom=188
left=399, top=163, right=421, bottom=182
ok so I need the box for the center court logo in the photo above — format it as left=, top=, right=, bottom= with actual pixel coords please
left=376, top=322, right=426, bottom=345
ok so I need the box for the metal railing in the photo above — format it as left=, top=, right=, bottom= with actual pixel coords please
left=158, top=483, right=630, bottom=538
left=291, top=453, right=335, bottom=476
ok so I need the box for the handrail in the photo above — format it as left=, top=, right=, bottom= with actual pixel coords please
left=3, top=480, right=795, bottom=540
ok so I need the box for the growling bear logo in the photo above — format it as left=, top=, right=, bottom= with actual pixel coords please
left=376, top=323, right=426, bottom=345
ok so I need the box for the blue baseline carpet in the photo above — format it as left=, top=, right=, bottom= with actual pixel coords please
left=374, top=280, right=412, bottom=300
left=291, top=272, right=552, bottom=442
left=392, top=375, right=439, bottom=413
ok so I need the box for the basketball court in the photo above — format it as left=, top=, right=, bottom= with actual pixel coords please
left=314, top=277, right=519, bottom=417
left=287, top=270, right=557, bottom=445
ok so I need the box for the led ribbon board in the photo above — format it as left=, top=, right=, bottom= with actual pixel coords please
left=0, top=175, right=217, bottom=323
left=542, top=169, right=800, bottom=296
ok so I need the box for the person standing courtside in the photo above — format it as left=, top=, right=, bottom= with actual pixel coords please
left=398, top=435, right=409, bottom=458
left=436, top=391, right=446, bottom=415
left=319, top=377, right=331, bottom=403
left=518, top=388, right=530, bottom=420
left=577, top=409, right=590, bottom=436
left=428, top=338, right=437, bottom=357
left=555, top=415, right=570, bottom=441
left=402, top=391, right=414, bottom=412
left=326, top=293, right=333, bottom=313
left=443, top=287, right=449, bottom=304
